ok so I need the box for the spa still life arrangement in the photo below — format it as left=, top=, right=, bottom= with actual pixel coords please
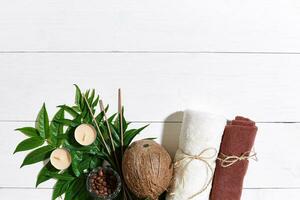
left=14, top=85, right=258, bottom=200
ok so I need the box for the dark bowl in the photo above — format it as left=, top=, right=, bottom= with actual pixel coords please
left=87, top=167, right=122, bottom=200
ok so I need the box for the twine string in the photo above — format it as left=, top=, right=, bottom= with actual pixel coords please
left=170, top=149, right=258, bottom=199
left=217, top=150, right=258, bottom=168
left=172, top=148, right=218, bottom=199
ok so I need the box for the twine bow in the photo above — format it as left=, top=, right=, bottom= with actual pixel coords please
left=217, top=150, right=258, bottom=168
left=172, top=148, right=218, bottom=199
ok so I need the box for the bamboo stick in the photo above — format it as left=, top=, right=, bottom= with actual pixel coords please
left=99, top=99, right=121, bottom=172
left=118, top=88, right=124, bottom=154
left=82, top=95, right=110, bottom=155
left=99, top=99, right=116, bottom=152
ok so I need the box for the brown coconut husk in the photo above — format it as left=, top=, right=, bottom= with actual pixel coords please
left=122, top=140, right=173, bottom=200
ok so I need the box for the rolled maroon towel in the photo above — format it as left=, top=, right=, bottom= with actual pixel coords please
left=210, top=116, right=258, bottom=200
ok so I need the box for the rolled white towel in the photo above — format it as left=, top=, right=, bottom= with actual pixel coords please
left=167, top=110, right=226, bottom=200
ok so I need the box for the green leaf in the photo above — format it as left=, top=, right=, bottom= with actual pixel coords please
left=21, top=145, right=55, bottom=167
left=92, top=95, right=99, bottom=108
left=65, top=178, right=85, bottom=200
left=114, top=107, right=130, bottom=134
left=95, top=105, right=109, bottom=122
left=110, top=124, right=121, bottom=147
left=121, top=108, right=129, bottom=132
left=88, top=89, right=95, bottom=105
left=72, top=105, right=81, bottom=113
left=49, top=108, right=65, bottom=146
left=14, top=137, right=44, bottom=154
left=142, top=137, right=157, bottom=141
left=84, top=89, right=90, bottom=99
left=71, top=151, right=83, bottom=177
left=81, top=101, right=89, bottom=120
left=57, top=105, right=79, bottom=118
left=15, top=127, right=39, bottom=137
left=36, top=162, right=58, bottom=187
left=55, top=134, right=68, bottom=140
left=52, top=179, right=70, bottom=200
left=54, top=118, right=77, bottom=127
left=36, top=103, right=49, bottom=139
left=108, top=113, right=117, bottom=123
left=89, top=157, right=103, bottom=169
left=75, top=180, right=93, bottom=200
left=78, top=156, right=92, bottom=173
left=74, top=84, right=82, bottom=107
left=124, top=125, right=149, bottom=146
left=45, top=171, right=75, bottom=181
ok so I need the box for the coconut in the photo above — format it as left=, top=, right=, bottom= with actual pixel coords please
left=122, top=140, right=173, bottom=200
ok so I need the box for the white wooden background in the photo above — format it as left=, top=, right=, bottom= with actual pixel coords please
left=1, top=0, right=300, bottom=199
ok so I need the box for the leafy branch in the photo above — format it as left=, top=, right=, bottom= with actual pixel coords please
left=14, top=85, right=149, bottom=200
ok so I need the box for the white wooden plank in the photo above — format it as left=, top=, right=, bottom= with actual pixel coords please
left=0, top=188, right=299, bottom=200
left=241, top=189, right=300, bottom=200
left=0, top=54, right=300, bottom=121
left=0, top=188, right=53, bottom=200
left=0, top=0, right=300, bottom=52
left=2, top=122, right=300, bottom=188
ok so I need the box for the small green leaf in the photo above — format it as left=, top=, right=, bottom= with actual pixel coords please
left=109, top=124, right=121, bottom=147
left=15, top=127, right=39, bottom=137
left=14, top=137, right=44, bottom=154
left=21, top=145, right=55, bottom=167
left=65, top=178, right=84, bottom=200
left=36, top=162, right=58, bottom=187
left=36, top=103, right=50, bottom=139
left=52, top=179, right=70, bottom=200
left=77, top=157, right=92, bottom=174
left=124, top=125, right=149, bottom=146
left=84, top=89, right=90, bottom=98
left=49, top=108, right=65, bottom=146
left=88, top=89, right=95, bottom=105
left=74, top=84, right=82, bottom=107
left=75, top=180, right=93, bottom=200
left=72, top=105, right=81, bottom=113
left=71, top=151, right=83, bottom=177
left=108, top=113, right=117, bottom=123
left=89, top=157, right=102, bottom=169
left=45, top=171, right=75, bottom=181
left=54, top=119, right=77, bottom=127
left=81, top=102, right=89, bottom=120
left=95, top=105, right=109, bottom=122
left=92, top=95, right=99, bottom=108
left=142, top=137, right=157, bottom=141
left=58, top=105, right=79, bottom=118
left=114, top=107, right=130, bottom=134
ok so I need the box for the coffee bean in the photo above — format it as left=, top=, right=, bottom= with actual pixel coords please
left=89, top=168, right=119, bottom=197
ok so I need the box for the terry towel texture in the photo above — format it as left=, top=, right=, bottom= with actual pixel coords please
left=167, top=110, right=226, bottom=200
left=210, top=116, right=258, bottom=200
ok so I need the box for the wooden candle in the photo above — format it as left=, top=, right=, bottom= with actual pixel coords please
left=50, top=148, right=72, bottom=170
left=74, top=124, right=97, bottom=146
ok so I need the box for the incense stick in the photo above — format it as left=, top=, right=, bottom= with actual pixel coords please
left=99, top=99, right=122, bottom=172
left=118, top=88, right=124, bottom=153
left=99, top=99, right=116, bottom=152
left=82, top=95, right=110, bottom=155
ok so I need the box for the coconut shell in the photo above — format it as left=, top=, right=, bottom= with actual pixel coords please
left=122, top=140, right=173, bottom=200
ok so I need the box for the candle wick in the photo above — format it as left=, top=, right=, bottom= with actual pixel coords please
left=82, top=134, right=86, bottom=142
left=54, top=156, right=61, bottom=160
